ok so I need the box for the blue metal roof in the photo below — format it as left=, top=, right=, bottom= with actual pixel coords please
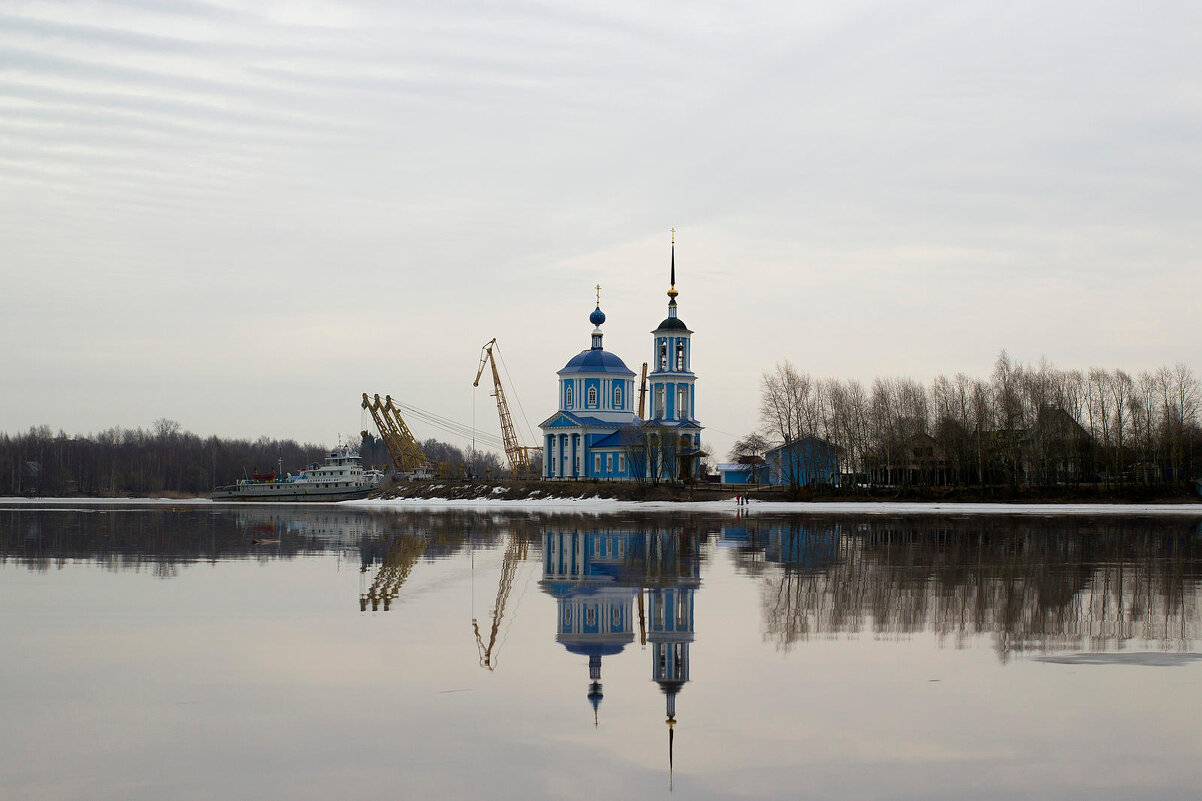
left=653, top=316, right=690, bottom=333
left=539, top=411, right=619, bottom=429
left=557, top=349, right=635, bottom=376
left=590, top=430, right=627, bottom=449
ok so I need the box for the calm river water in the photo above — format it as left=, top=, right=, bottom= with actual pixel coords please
left=3, top=504, right=1202, bottom=800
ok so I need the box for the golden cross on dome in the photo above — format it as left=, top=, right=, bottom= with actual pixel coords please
left=595, top=284, right=601, bottom=305
left=671, top=227, right=675, bottom=244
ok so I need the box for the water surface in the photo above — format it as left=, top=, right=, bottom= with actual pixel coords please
left=3, top=505, right=1201, bottom=800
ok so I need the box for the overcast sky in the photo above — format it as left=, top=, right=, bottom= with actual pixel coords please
left=2, top=0, right=1200, bottom=460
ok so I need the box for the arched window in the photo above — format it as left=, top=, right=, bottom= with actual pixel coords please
left=613, top=384, right=623, bottom=408
left=565, top=384, right=573, bottom=408
left=659, top=341, right=668, bottom=370
left=587, top=386, right=597, bottom=407
left=676, top=341, right=685, bottom=370
left=678, top=386, right=689, bottom=418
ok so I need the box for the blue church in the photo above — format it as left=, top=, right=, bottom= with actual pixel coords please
left=539, top=237, right=703, bottom=481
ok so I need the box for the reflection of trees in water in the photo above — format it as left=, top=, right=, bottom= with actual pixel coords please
left=752, top=517, right=1202, bottom=661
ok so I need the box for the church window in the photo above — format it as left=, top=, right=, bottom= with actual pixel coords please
left=606, top=454, right=612, bottom=472
left=677, top=593, right=689, bottom=626
left=655, top=386, right=665, bottom=418
left=594, top=454, right=600, bottom=473
left=676, top=341, right=685, bottom=370
left=678, top=386, right=689, bottom=418
left=618, top=454, right=625, bottom=473
left=613, top=385, right=622, bottom=408
left=612, top=608, right=621, bottom=627
left=587, top=386, right=597, bottom=407
left=659, top=341, right=668, bottom=370
left=586, top=607, right=596, bottom=626
left=565, top=384, right=573, bottom=408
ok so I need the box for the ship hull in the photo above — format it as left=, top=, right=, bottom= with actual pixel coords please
left=211, top=486, right=377, bottom=502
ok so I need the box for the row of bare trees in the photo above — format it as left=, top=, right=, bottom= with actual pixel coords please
left=736, top=352, right=1201, bottom=490
left=0, top=420, right=331, bottom=496
left=0, top=422, right=515, bottom=496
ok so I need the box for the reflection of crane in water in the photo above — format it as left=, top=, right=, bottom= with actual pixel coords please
left=360, top=534, right=426, bottom=612
left=472, top=534, right=530, bottom=670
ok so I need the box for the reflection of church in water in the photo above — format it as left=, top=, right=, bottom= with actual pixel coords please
left=540, top=527, right=701, bottom=774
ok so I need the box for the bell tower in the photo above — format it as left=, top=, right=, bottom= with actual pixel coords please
left=646, top=230, right=703, bottom=479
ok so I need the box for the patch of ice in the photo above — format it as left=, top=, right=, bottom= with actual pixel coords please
left=1035, top=652, right=1202, bottom=667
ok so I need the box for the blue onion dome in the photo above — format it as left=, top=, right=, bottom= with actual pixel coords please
left=558, top=349, right=636, bottom=376
left=590, top=305, right=606, bottom=326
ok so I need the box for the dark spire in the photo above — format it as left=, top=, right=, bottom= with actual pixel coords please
left=668, top=715, right=676, bottom=791
left=667, top=229, right=678, bottom=303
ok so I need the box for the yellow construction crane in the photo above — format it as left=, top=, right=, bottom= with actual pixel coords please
left=360, top=533, right=427, bottom=612
left=472, top=534, right=529, bottom=670
left=361, top=393, right=428, bottom=473
left=638, top=362, right=649, bottom=418
left=473, top=339, right=534, bottom=477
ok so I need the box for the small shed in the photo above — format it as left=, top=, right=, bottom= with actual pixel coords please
left=716, top=455, right=766, bottom=485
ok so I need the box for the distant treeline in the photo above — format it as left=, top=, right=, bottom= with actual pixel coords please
left=0, top=420, right=330, bottom=496
left=0, top=420, right=508, bottom=497
left=744, top=352, right=1201, bottom=490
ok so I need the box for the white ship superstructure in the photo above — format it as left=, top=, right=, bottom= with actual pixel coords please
left=212, top=445, right=384, bottom=502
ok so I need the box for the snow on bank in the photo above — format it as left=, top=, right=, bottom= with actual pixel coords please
left=345, top=497, right=1202, bottom=517
left=4, top=496, right=1202, bottom=517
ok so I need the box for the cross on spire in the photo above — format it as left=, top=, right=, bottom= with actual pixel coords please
left=595, top=284, right=601, bottom=305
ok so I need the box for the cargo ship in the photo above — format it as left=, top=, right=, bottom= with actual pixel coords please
left=212, top=445, right=384, bottom=502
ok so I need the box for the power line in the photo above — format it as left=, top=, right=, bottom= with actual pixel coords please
left=391, top=399, right=507, bottom=451
left=494, top=342, right=538, bottom=445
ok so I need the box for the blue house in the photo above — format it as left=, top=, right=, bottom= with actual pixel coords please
left=762, top=438, right=840, bottom=487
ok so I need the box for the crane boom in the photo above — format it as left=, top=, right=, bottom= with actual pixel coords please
left=360, top=533, right=426, bottom=612
left=474, top=338, right=534, bottom=477
left=472, top=534, right=529, bottom=670
left=361, top=393, right=427, bottom=472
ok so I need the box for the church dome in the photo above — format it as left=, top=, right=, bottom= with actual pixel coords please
left=563, top=641, right=629, bottom=657
left=654, top=316, right=689, bottom=332
left=590, top=306, right=606, bottom=326
left=558, top=349, right=635, bottom=376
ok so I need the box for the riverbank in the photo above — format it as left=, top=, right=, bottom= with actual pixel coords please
left=3, top=479, right=1199, bottom=506
left=5, top=493, right=1202, bottom=516
left=377, top=478, right=1202, bottom=505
